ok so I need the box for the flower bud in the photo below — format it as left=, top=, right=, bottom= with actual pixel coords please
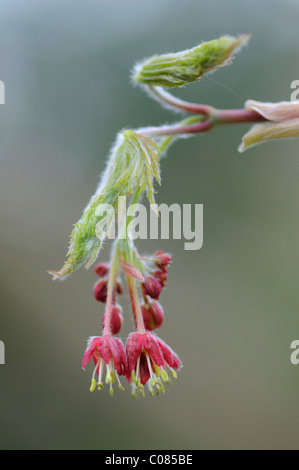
left=93, top=279, right=108, bottom=303
left=94, top=263, right=109, bottom=277
left=153, top=270, right=168, bottom=288
left=141, top=301, right=164, bottom=331
left=133, top=35, right=250, bottom=88
left=154, top=250, right=172, bottom=271
left=143, top=276, right=162, bottom=299
left=102, top=305, right=123, bottom=335
left=116, top=280, right=123, bottom=295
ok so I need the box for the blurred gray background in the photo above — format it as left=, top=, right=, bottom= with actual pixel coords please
left=1, top=0, right=299, bottom=450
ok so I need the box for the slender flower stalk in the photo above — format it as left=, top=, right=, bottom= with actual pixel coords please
left=103, top=242, right=120, bottom=336
left=126, top=274, right=146, bottom=334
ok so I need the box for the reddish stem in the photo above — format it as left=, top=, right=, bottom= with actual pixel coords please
left=212, top=109, right=268, bottom=125
left=148, top=119, right=213, bottom=137
left=146, top=108, right=269, bottom=139
left=103, top=245, right=119, bottom=336
left=149, top=86, right=213, bottom=116
left=103, top=279, right=115, bottom=336
left=140, top=283, right=149, bottom=305
left=127, top=275, right=146, bottom=333
left=127, top=278, right=138, bottom=330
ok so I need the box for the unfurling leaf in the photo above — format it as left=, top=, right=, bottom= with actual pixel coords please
left=133, top=34, right=250, bottom=88
left=245, top=99, right=299, bottom=122
left=239, top=119, right=299, bottom=152
left=49, top=131, right=161, bottom=279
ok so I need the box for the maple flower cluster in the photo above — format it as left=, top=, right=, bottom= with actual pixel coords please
left=83, top=250, right=182, bottom=397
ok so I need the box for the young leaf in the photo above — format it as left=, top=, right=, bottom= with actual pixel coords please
left=133, top=34, right=250, bottom=88
left=49, top=131, right=161, bottom=279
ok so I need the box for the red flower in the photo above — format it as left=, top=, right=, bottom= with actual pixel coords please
left=126, top=332, right=182, bottom=397
left=82, top=335, right=127, bottom=395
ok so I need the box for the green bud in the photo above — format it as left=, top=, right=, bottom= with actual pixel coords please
left=133, top=34, right=250, bottom=88
left=49, top=131, right=161, bottom=279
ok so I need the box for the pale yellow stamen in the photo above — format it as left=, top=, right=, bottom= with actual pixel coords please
left=90, top=378, right=97, bottom=392
left=90, top=358, right=101, bottom=393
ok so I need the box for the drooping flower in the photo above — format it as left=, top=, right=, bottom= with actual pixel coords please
left=126, top=332, right=182, bottom=397
left=82, top=335, right=127, bottom=395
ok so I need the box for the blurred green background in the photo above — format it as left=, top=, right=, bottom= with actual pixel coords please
left=1, top=0, right=299, bottom=450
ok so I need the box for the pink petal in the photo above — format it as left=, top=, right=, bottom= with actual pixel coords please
left=144, top=333, right=164, bottom=367
left=126, top=333, right=144, bottom=373
left=109, top=337, right=127, bottom=375
left=139, top=354, right=151, bottom=385
left=97, top=336, right=112, bottom=364
left=82, top=337, right=99, bottom=369
left=156, top=337, right=182, bottom=369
